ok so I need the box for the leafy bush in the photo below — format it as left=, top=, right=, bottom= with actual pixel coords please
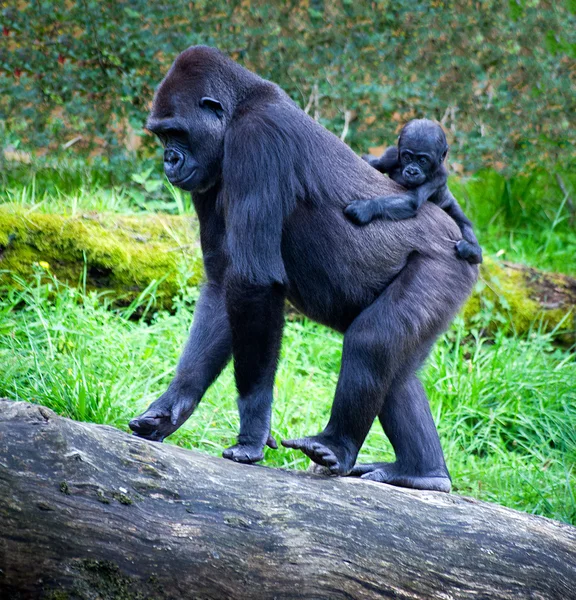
left=1, top=0, right=574, bottom=175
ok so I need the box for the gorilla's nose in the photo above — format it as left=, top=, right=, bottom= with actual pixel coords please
left=164, top=148, right=184, bottom=174
left=406, top=166, right=419, bottom=176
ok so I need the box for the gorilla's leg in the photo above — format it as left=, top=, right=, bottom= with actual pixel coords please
left=349, top=373, right=451, bottom=492
left=284, top=253, right=467, bottom=481
left=129, top=283, right=231, bottom=442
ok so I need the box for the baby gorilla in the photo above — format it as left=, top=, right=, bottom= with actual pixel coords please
left=345, top=119, right=482, bottom=264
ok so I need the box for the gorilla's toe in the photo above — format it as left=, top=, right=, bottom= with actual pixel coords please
left=282, top=436, right=355, bottom=475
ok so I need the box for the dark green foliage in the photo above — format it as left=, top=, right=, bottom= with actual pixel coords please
left=1, top=1, right=574, bottom=175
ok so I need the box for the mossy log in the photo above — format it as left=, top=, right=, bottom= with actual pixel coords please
left=0, top=204, right=203, bottom=309
left=0, top=205, right=574, bottom=337
left=1, top=400, right=575, bottom=600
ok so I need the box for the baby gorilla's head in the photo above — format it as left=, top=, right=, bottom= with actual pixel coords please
left=397, top=119, right=448, bottom=188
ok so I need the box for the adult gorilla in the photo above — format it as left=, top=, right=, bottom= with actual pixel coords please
left=129, top=46, right=477, bottom=493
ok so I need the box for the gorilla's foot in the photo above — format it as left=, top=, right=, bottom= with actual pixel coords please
left=129, top=389, right=198, bottom=442
left=455, top=239, right=483, bottom=264
left=349, top=462, right=452, bottom=493
left=222, top=434, right=277, bottom=464
left=222, top=443, right=264, bottom=464
left=282, top=435, right=356, bottom=475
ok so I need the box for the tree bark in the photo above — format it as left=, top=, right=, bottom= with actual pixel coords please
left=1, top=400, right=575, bottom=600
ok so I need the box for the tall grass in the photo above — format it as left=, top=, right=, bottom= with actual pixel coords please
left=1, top=273, right=574, bottom=524
left=1, top=163, right=574, bottom=522
left=2, top=162, right=574, bottom=273
left=450, top=168, right=576, bottom=274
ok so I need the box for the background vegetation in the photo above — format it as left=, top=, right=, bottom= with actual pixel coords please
left=0, top=1, right=574, bottom=524
left=2, top=0, right=575, bottom=172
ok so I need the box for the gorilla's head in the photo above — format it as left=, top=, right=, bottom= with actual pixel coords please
left=397, top=119, right=448, bottom=188
left=146, top=46, right=249, bottom=193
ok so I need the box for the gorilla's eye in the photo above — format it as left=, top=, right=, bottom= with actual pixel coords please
left=157, top=130, right=183, bottom=146
left=199, top=96, right=224, bottom=118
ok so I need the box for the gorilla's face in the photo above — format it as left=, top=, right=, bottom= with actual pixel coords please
left=397, top=120, right=447, bottom=188
left=147, top=76, right=227, bottom=193
left=398, top=148, right=429, bottom=188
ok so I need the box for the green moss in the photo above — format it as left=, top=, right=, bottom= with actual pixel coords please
left=0, top=204, right=203, bottom=309
left=45, top=591, right=70, bottom=600
left=463, top=257, right=574, bottom=338
left=112, top=491, right=133, bottom=505
left=1, top=205, right=573, bottom=338
left=96, top=489, right=111, bottom=504
left=72, top=559, right=149, bottom=600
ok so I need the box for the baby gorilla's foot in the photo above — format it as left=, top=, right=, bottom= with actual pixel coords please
left=344, top=200, right=376, bottom=225
left=350, top=462, right=452, bottom=493
left=455, top=240, right=483, bottom=265
left=282, top=435, right=357, bottom=475
left=129, top=387, right=198, bottom=442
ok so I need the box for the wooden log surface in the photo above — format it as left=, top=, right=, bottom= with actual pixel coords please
left=0, top=400, right=575, bottom=600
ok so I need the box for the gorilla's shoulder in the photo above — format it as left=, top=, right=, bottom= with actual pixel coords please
left=417, top=201, right=462, bottom=242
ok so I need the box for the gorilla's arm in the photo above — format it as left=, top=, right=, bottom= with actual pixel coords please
left=128, top=201, right=233, bottom=441
left=436, top=186, right=483, bottom=264
left=362, top=146, right=399, bottom=174
left=220, top=110, right=291, bottom=463
left=344, top=175, right=442, bottom=225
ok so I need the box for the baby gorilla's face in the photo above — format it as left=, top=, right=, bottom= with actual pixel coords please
left=399, top=147, right=432, bottom=187
left=398, top=120, right=447, bottom=188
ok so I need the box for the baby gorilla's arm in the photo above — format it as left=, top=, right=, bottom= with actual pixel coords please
left=362, top=146, right=399, bottom=174
left=437, top=187, right=483, bottom=264
left=344, top=193, right=417, bottom=224
left=344, top=179, right=438, bottom=225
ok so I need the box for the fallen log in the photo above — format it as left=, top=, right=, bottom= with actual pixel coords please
left=1, top=400, right=575, bottom=600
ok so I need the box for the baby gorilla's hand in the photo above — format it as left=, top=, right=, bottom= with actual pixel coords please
left=344, top=200, right=376, bottom=225
left=456, top=240, right=483, bottom=264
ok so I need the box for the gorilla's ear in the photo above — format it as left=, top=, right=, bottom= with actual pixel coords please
left=440, top=147, right=448, bottom=164
left=200, top=97, right=224, bottom=118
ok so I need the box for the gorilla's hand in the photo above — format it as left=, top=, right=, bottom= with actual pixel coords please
left=455, top=239, right=483, bottom=264
left=129, top=388, right=198, bottom=442
left=344, top=200, right=377, bottom=225
left=130, top=388, right=278, bottom=450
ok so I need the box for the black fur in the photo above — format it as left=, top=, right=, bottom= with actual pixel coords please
left=129, top=47, right=478, bottom=492
left=346, top=119, right=483, bottom=265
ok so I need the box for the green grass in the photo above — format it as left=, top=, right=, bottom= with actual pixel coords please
left=2, top=161, right=575, bottom=274
left=449, top=168, right=576, bottom=275
left=1, top=272, right=574, bottom=524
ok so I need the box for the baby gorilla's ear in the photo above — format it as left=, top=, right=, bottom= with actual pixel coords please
left=440, top=147, right=448, bottom=164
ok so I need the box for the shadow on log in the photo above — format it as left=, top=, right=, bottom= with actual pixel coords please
left=1, top=400, right=575, bottom=600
